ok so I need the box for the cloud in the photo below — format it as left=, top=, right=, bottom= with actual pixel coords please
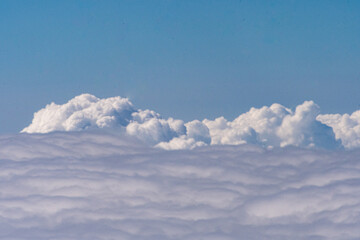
left=7, top=94, right=360, bottom=238
left=203, top=101, right=341, bottom=149
left=1, top=131, right=360, bottom=239
left=22, top=94, right=135, bottom=133
left=317, top=111, right=360, bottom=149
left=21, top=94, right=348, bottom=150
left=22, top=94, right=198, bottom=148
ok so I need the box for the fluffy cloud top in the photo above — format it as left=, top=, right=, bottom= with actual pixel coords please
left=22, top=94, right=360, bottom=150
left=204, top=101, right=340, bottom=149
left=317, top=111, right=360, bottom=149
left=22, top=94, right=135, bottom=133
left=1, top=131, right=360, bottom=239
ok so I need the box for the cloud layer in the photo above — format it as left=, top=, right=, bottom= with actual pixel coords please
left=22, top=94, right=360, bottom=150
left=6, top=95, right=360, bottom=238
left=1, top=131, right=360, bottom=239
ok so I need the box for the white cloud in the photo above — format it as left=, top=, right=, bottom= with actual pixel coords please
left=1, top=131, right=360, bottom=239
left=22, top=94, right=135, bottom=133
left=21, top=94, right=355, bottom=150
left=155, top=135, right=207, bottom=150
left=317, top=111, right=360, bottom=149
left=22, top=94, right=196, bottom=147
left=204, top=101, right=341, bottom=149
left=6, top=94, right=360, bottom=238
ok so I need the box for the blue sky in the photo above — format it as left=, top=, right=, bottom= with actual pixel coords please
left=1, top=0, right=360, bottom=133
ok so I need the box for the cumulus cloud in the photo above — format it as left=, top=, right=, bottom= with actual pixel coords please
left=22, top=94, right=194, bottom=148
left=204, top=101, right=341, bottom=149
left=22, top=94, right=350, bottom=150
left=317, top=111, right=360, bottom=149
left=22, top=94, right=135, bottom=133
left=1, top=131, right=360, bottom=239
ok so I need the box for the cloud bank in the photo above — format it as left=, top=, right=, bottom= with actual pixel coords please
left=4, top=94, right=360, bottom=238
left=22, top=94, right=360, bottom=150
left=1, top=131, right=360, bottom=239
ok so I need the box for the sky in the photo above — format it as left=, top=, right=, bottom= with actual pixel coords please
left=1, top=0, right=360, bottom=134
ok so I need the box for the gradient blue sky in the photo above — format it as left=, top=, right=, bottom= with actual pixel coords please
left=1, top=0, right=360, bottom=133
